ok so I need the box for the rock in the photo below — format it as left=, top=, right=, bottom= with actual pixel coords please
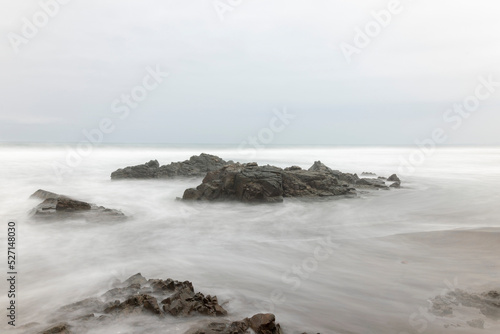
left=161, top=285, right=228, bottom=317
left=111, top=154, right=231, bottom=179
left=282, top=169, right=355, bottom=198
left=387, top=174, right=401, bottom=183
left=355, top=178, right=389, bottom=190
left=308, top=161, right=359, bottom=184
left=284, top=166, right=302, bottom=171
left=122, top=273, right=148, bottom=286
left=187, top=314, right=285, bottom=334
left=40, top=323, right=71, bottom=334
left=246, top=313, right=283, bottom=334
left=104, top=294, right=161, bottom=316
left=390, top=182, right=400, bottom=188
left=29, top=190, right=125, bottom=221
left=187, top=320, right=250, bottom=334
left=467, top=318, right=485, bottom=329
left=431, top=289, right=500, bottom=319
left=361, top=172, right=376, bottom=176
left=183, top=162, right=357, bottom=203
left=182, top=164, right=284, bottom=203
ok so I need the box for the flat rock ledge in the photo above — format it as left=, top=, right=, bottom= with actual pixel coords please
left=25, top=273, right=312, bottom=334
left=111, top=153, right=232, bottom=179
left=182, top=161, right=401, bottom=203
left=29, top=189, right=125, bottom=221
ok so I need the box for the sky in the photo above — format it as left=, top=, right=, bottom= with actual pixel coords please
left=0, top=0, right=499, bottom=145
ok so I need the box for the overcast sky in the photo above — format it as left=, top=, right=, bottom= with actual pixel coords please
left=0, top=0, right=499, bottom=145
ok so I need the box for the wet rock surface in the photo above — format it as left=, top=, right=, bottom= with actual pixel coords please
left=111, top=153, right=231, bottom=179
left=29, top=190, right=125, bottom=221
left=183, top=161, right=400, bottom=203
left=431, top=289, right=500, bottom=319
left=31, top=274, right=291, bottom=334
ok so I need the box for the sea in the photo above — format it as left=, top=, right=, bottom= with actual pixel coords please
left=0, top=144, right=499, bottom=334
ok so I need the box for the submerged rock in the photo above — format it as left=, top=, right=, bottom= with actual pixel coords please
left=430, top=289, right=500, bottom=323
left=29, top=189, right=125, bottom=221
left=111, top=153, right=231, bottom=179
left=40, top=323, right=71, bottom=334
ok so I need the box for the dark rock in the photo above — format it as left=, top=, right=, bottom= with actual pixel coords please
left=356, top=178, right=389, bottom=190
left=187, top=320, right=250, bottom=334
left=29, top=190, right=125, bottom=221
left=110, top=160, right=160, bottom=179
left=161, top=285, right=228, bottom=317
left=361, top=172, right=376, bottom=176
left=284, top=166, right=302, bottom=171
left=387, top=174, right=401, bottom=183
left=187, top=314, right=286, bottom=334
left=282, top=169, right=354, bottom=198
left=40, top=323, right=71, bottom=334
left=390, top=182, right=401, bottom=188
left=182, top=164, right=283, bottom=203
left=246, top=313, right=283, bottom=334
left=183, top=163, right=357, bottom=203
left=104, top=294, right=161, bottom=316
left=111, top=154, right=231, bottom=179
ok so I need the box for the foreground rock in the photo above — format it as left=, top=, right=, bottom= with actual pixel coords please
left=188, top=313, right=283, bottom=334
left=183, top=161, right=400, bottom=203
left=29, top=189, right=125, bottom=221
left=33, top=274, right=291, bottom=334
left=111, top=153, right=231, bottom=179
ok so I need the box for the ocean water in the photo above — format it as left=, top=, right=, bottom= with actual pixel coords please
left=0, top=144, right=499, bottom=334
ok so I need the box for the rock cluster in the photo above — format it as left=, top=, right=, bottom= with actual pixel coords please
left=29, top=189, right=125, bottom=220
left=183, top=161, right=401, bottom=203
left=110, top=153, right=231, bottom=179
left=33, top=274, right=289, bottom=334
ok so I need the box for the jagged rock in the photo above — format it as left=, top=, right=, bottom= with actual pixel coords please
left=104, top=294, right=161, bottom=316
left=29, top=190, right=125, bottom=221
left=246, top=313, right=283, bottom=334
left=40, top=323, right=71, bottom=334
left=123, top=273, right=148, bottom=286
left=111, top=154, right=231, bottom=179
left=187, top=320, right=250, bottom=334
left=308, top=161, right=359, bottom=184
left=183, top=162, right=357, bottom=203
left=387, top=174, right=401, bottom=183
left=187, top=314, right=286, bottom=334
left=161, top=285, right=227, bottom=317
